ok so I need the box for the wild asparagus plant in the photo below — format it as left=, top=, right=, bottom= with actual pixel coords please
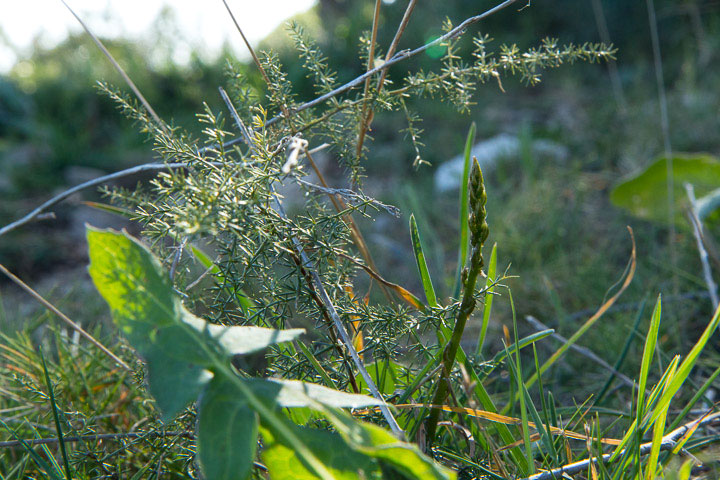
left=425, top=158, right=489, bottom=445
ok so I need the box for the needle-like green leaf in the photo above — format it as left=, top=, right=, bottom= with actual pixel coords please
left=410, top=214, right=437, bottom=308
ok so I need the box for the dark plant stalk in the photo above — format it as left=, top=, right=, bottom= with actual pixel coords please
left=425, top=158, right=489, bottom=445
left=40, top=351, right=72, bottom=480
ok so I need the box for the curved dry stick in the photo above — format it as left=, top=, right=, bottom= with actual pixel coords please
left=521, top=411, right=720, bottom=480
left=267, top=0, right=521, bottom=123
left=0, top=263, right=131, bottom=372
left=0, top=162, right=196, bottom=238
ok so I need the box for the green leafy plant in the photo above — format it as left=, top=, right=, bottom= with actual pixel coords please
left=610, top=153, right=720, bottom=224
left=86, top=226, right=452, bottom=480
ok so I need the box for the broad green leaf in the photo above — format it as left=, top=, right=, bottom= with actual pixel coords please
left=87, top=227, right=212, bottom=418
left=453, top=122, right=476, bottom=299
left=143, top=348, right=212, bottom=421
left=87, top=227, right=179, bottom=355
left=409, top=214, right=437, bottom=307
left=156, top=312, right=305, bottom=366
left=246, top=378, right=381, bottom=409
left=355, top=359, right=401, bottom=396
left=198, top=377, right=258, bottom=480
left=261, top=423, right=381, bottom=480
left=320, top=407, right=456, bottom=480
left=610, top=153, right=720, bottom=224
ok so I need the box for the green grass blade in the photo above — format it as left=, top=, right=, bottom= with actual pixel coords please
left=596, top=298, right=647, bottom=404
left=409, top=214, right=437, bottom=308
left=611, top=355, right=680, bottom=463
left=533, top=344, right=559, bottom=463
left=637, top=294, right=662, bottom=418
left=190, top=245, right=256, bottom=315
left=81, top=201, right=134, bottom=218
left=0, top=419, right=62, bottom=480
left=647, top=302, right=720, bottom=425
left=490, top=329, right=554, bottom=365
left=453, top=122, right=476, bottom=299
left=509, top=291, right=535, bottom=475
left=297, top=341, right=338, bottom=389
left=476, top=242, right=497, bottom=356
left=644, top=362, right=676, bottom=480
left=40, top=350, right=73, bottom=480
left=667, top=364, right=720, bottom=430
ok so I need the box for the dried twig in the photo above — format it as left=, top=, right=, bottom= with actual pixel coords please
left=0, top=162, right=214, bottom=238
left=356, top=0, right=419, bottom=163
left=0, top=263, right=131, bottom=372
left=168, top=237, right=188, bottom=281
left=521, top=412, right=720, bottom=480
left=60, top=0, right=166, bottom=132
left=295, top=178, right=400, bottom=217
left=355, top=0, right=384, bottom=164
left=264, top=0, right=521, bottom=124
left=685, top=183, right=719, bottom=309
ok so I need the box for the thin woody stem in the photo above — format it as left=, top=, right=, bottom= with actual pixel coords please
left=356, top=0, right=419, bottom=162
left=221, top=92, right=402, bottom=435
left=355, top=0, right=383, bottom=164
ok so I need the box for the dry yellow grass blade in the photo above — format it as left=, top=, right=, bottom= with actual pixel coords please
left=344, top=285, right=366, bottom=361
left=338, top=253, right=426, bottom=311
left=356, top=404, right=621, bottom=446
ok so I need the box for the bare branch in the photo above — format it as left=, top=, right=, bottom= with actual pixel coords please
left=0, top=162, right=202, bottom=238
left=0, top=0, right=521, bottom=239
left=685, top=183, right=719, bottom=309
left=267, top=0, right=521, bottom=124
left=296, top=178, right=401, bottom=217
left=60, top=0, right=167, bottom=133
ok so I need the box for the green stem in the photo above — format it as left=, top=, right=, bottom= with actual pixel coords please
left=424, top=246, right=483, bottom=444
